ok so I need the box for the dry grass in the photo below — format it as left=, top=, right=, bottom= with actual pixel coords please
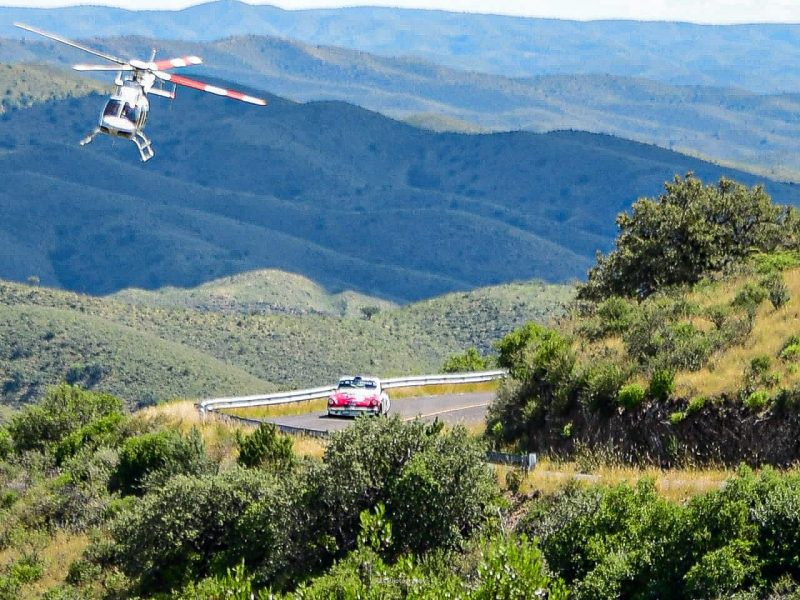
left=677, top=268, right=800, bottom=398
left=495, top=458, right=735, bottom=503
left=139, top=399, right=329, bottom=461
left=0, top=532, right=89, bottom=599
left=292, top=435, right=327, bottom=459
left=227, top=398, right=328, bottom=419
left=137, top=400, right=246, bottom=466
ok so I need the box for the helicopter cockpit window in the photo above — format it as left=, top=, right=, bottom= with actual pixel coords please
left=122, top=103, right=141, bottom=123
left=103, top=100, right=123, bottom=118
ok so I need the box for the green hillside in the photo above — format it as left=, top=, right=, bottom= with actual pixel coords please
left=1, top=88, right=799, bottom=302
left=0, top=275, right=572, bottom=406
left=0, top=63, right=105, bottom=114
left=488, top=176, right=800, bottom=466
left=111, top=269, right=397, bottom=317
left=0, top=302, right=274, bottom=407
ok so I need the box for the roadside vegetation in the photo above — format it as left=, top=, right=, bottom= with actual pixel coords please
left=487, top=174, right=800, bottom=465
left=1, top=385, right=800, bottom=598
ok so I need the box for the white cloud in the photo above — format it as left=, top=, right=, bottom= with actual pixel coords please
left=4, top=0, right=800, bottom=24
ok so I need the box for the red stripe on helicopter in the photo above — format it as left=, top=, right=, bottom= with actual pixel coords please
left=152, top=56, right=203, bottom=70
left=164, top=73, right=267, bottom=106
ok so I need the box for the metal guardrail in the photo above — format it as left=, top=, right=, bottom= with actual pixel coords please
left=198, top=369, right=507, bottom=414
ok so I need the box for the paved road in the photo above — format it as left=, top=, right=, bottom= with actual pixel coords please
left=266, top=391, right=494, bottom=434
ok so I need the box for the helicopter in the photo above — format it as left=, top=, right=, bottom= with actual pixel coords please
left=13, top=22, right=267, bottom=162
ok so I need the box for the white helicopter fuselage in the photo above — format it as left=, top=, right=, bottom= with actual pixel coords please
left=99, top=79, right=149, bottom=139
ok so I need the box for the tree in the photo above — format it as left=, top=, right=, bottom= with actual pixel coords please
left=360, top=306, right=381, bottom=320
left=442, top=347, right=489, bottom=373
left=579, top=174, right=794, bottom=300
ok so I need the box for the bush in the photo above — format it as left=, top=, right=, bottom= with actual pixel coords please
left=473, top=535, right=569, bottom=600
left=733, top=282, right=768, bottom=313
left=745, top=390, right=770, bottom=411
left=617, top=383, right=646, bottom=410
left=0, top=430, right=11, bottom=461
left=579, top=362, right=626, bottom=413
left=9, top=385, right=123, bottom=454
left=706, top=304, right=732, bottom=329
left=686, top=395, right=708, bottom=415
left=579, top=175, right=789, bottom=300
left=109, top=468, right=285, bottom=595
left=779, top=336, right=800, bottom=362
left=684, top=540, right=760, bottom=599
left=442, top=347, right=490, bottom=373
left=648, top=369, right=675, bottom=402
left=236, top=423, right=295, bottom=472
left=314, top=416, right=499, bottom=558
left=111, top=428, right=213, bottom=496
left=763, top=273, right=791, bottom=309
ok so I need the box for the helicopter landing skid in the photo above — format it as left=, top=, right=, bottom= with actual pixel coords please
left=79, top=128, right=100, bottom=147
left=132, top=132, right=154, bottom=162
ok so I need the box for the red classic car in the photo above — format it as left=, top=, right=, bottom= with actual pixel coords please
left=327, top=376, right=391, bottom=417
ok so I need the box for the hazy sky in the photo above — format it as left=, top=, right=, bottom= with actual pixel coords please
left=3, top=0, right=800, bottom=24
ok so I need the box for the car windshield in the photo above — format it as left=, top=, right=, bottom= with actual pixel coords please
left=338, top=377, right=377, bottom=389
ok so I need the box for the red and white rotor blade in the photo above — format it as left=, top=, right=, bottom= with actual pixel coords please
left=73, top=64, right=134, bottom=71
left=155, top=72, right=267, bottom=106
left=151, top=56, right=203, bottom=71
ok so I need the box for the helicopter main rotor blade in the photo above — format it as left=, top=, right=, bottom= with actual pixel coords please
left=151, top=56, right=203, bottom=71
left=154, top=71, right=267, bottom=106
left=73, top=64, right=134, bottom=71
left=14, top=22, right=128, bottom=66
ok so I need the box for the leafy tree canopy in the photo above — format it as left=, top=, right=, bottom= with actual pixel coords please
left=579, top=174, right=799, bottom=300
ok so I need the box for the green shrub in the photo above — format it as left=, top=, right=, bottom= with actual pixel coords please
left=751, top=355, right=772, bottom=375
left=617, top=383, right=646, bottom=410
left=706, top=304, right=732, bottom=329
left=732, top=282, right=768, bottom=312
left=745, top=390, right=770, bottom=411
left=9, top=385, right=123, bottom=454
left=236, top=423, right=295, bottom=472
left=442, top=347, right=490, bottom=373
left=473, top=535, right=569, bottom=600
left=579, top=175, right=789, bottom=300
left=109, top=468, right=285, bottom=595
left=779, top=336, right=800, bottom=362
left=670, top=411, right=686, bottom=424
left=684, top=540, right=760, bottom=599
left=0, top=429, right=11, bottom=461
left=752, top=250, right=800, bottom=274
left=763, top=273, right=791, bottom=309
left=316, top=416, right=498, bottom=557
left=111, top=428, right=213, bottom=496
left=54, top=413, right=126, bottom=465
left=686, top=395, right=708, bottom=415
left=648, top=369, right=675, bottom=402
left=579, top=362, right=626, bottom=413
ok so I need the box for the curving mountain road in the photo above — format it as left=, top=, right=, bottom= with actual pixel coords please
left=265, top=391, right=494, bottom=434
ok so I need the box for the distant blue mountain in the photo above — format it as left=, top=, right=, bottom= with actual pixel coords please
left=3, top=1, right=800, bottom=92
left=1, top=85, right=799, bottom=301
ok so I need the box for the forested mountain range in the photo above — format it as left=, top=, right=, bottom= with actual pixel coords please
left=3, top=0, right=800, bottom=92
left=2, top=82, right=799, bottom=301
left=4, top=33, right=800, bottom=179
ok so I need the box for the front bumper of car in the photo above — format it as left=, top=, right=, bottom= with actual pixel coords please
left=327, top=405, right=380, bottom=417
